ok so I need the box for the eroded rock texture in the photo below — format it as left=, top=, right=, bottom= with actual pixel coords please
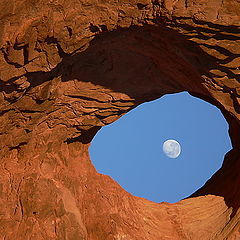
left=0, top=0, right=239, bottom=239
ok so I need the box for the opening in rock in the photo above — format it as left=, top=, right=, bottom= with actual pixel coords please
left=90, top=92, right=232, bottom=203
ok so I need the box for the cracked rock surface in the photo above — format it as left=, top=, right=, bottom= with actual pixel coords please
left=0, top=0, right=239, bottom=239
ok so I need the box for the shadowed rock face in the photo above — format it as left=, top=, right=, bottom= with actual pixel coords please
left=0, top=0, right=239, bottom=239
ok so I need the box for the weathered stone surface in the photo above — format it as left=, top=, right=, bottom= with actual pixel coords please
left=0, top=0, right=239, bottom=239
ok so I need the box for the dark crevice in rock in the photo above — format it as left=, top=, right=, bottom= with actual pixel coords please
left=165, top=17, right=240, bottom=40
left=152, top=0, right=161, bottom=6
left=9, top=141, right=27, bottom=150
left=137, top=3, right=148, bottom=10
left=23, top=44, right=29, bottom=65
left=34, top=99, right=45, bottom=104
left=20, top=109, right=43, bottom=113
left=89, top=24, right=100, bottom=33
left=64, top=94, right=110, bottom=103
left=64, top=126, right=101, bottom=144
left=171, top=17, right=240, bottom=33
left=200, top=43, right=240, bottom=63
left=191, top=19, right=240, bottom=34
left=24, top=129, right=32, bottom=133
left=0, top=48, right=23, bottom=68
left=66, top=26, right=73, bottom=37
left=0, top=108, right=14, bottom=116
left=99, top=25, right=108, bottom=32
left=44, top=37, right=69, bottom=58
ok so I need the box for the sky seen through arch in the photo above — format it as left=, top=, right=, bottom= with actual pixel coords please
left=90, top=92, right=232, bottom=203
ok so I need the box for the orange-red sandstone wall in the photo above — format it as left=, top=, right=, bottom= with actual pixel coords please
left=0, top=0, right=239, bottom=239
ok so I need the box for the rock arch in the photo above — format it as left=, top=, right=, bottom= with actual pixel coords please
left=0, top=0, right=239, bottom=239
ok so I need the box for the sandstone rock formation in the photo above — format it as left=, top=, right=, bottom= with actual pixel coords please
left=0, top=0, right=239, bottom=239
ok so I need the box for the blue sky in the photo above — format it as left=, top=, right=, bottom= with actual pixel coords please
left=89, top=92, right=232, bottom=203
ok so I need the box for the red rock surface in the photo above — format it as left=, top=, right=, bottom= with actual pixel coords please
left=0, top=0, right=239, bottom=239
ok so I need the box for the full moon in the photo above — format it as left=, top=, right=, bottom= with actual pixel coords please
left=163, top=139, right=181, bottom=158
